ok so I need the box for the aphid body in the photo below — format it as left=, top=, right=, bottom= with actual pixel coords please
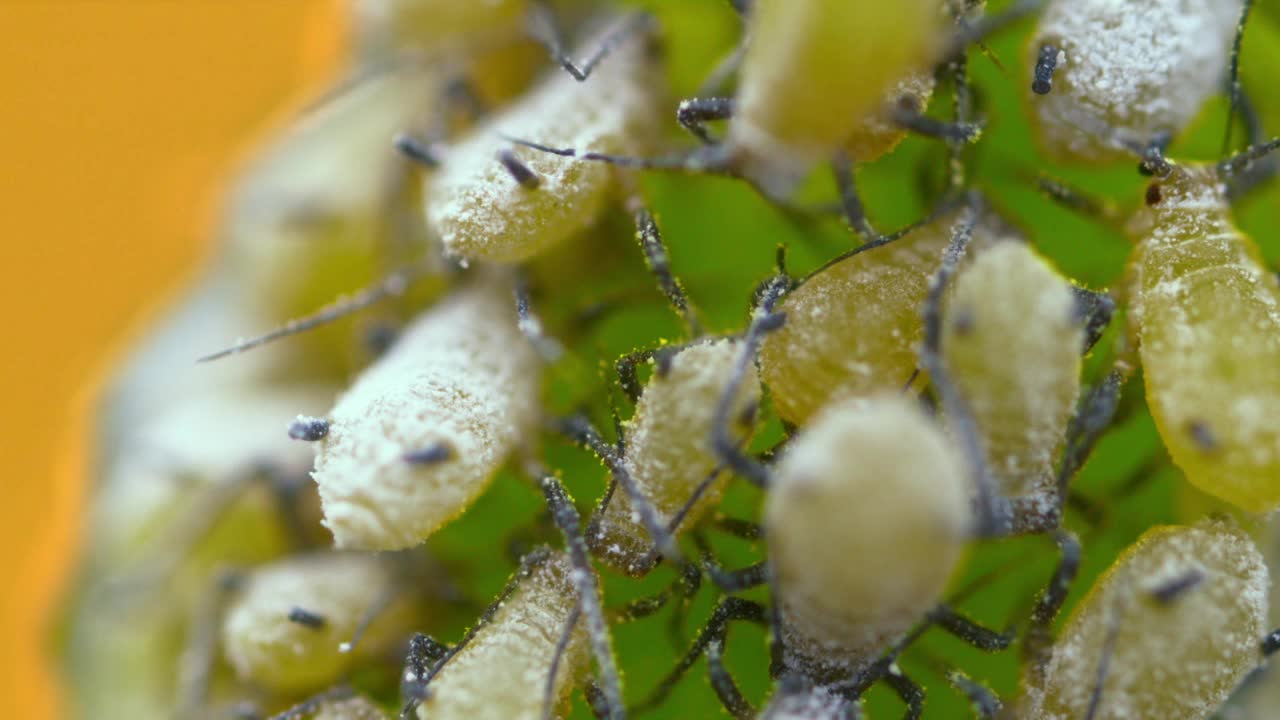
left=312, top=276, right=540, bottom=550
left=311, top=695, right=390, bottom=720
left=1019, top=521, right=1268, bottom=719
left=416, top=551, right=589, bottom=720
left=350, top=0, right=528, bottom=59
left=426, top=23, right=661, bottom=262
left=766, top=395, right=971, bottom=679
left=1028, top=0, right=1242, bottom=162
left=221, top=552, right=419, bottom=694
left=590, top=337, right=760, bottom=576
left=1127, top=165, right=1280, bottom=512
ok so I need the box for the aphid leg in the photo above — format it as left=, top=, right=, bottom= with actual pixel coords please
left=338, top=577, right=401, bottom=654
left=882, top=666, right=925, bottom=720
left=1031, top=44, right=1061, bottom=95
left=1222, top=0, right=1257, bottom=157
left=889, top=97, right=983, bottom=146
left=544, top=604, right=584, bottom=720
left=928, top=605, right=1014, bottom=651
left=710, top=276, right=789, bottom=489
left=1056, top=370, right=1126, bottom=500
left=399, top=632, right=451, bottom=715
left=711, top=515, right=762, bottom=541
left=1070, top=287, right=1116, bottom=354
left=1022, top=531, right=1082, bottom=680
left=527, top=6, right=654, bottom=82
left=1034, top=173, right=1120, bottom=225
left=948, top=671, right=1002, bottom=718
left=514, top=275, right=565, bottom=362
left=831, top=151, right=882, bottom=243
left=536, top=472, right=625, bottom=720
left=1225, top=89, right=1278, bottom=199
left=707, top=636, right=755, bottom=719
left=175, top=569, right=242, bottom=717
left=270, top=686, right=356, bottom=720
left=628, top=201, right=704, bottom=335
left=805, top=192, right=971, bottom=280
left=631, top=597, right=768, bottom=713
left=1218, top=135, right=1280, bottom=180
left=666, top=561, right=704, bottom=651
left=698, top=546, right=768, bottom=593
left=676, top=97, right=736, bottom=146
left=947, top=48, right=973, bottom=190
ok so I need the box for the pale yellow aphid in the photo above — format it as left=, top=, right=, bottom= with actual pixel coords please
left=311, top=695, right=390, bottom=720
left=1027, top=0, right=1242, bottom=162
left=766, top=395, right=971, bottom=680
left=760, top=210, right=990, bottom=426
left=1127, top=165, right=1280, bottom=512
left=312, top=275, right=540, bottom=550
left=221, top=552, right=419, bottom=694
left=350, top=0, right=528, bottom=59
left=942, top=241, right=1082, bottom=516
left=590, top=338, right=760, bottom=576
left=728, top=0, right=946, bottom=189
left=426, top=21, right=662, bottom=262
left=1020, top=521, right=1268, bottom=719
left=417, top=551, right=589, bottom=720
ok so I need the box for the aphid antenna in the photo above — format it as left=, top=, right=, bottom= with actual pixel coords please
left=628, top=199, right=706, bottom=337
left=947, top=670, right=1003, bottom=718
left=338, top=576, right=401, bottom=654
left=1054, top=369, right=1126, bottom=503
left=692, top=532, right=768, bottom=594
left=514, top=274, right=565, bottom=362
left=526, top=6, right=655, bottom=82
left=1029, top=171, right=1123, bottom=229
left=175, top=569, right=242, bottom=718
left=269, top=685, right=356, bottom=720
left=1021, top=531, right=1083, bottom=678
left=1217, top=136, right=1280, bottom=182
left=1031, top=43, right=1062, bottom=96
left=196, top=259, right=439, bottom=363
left=706, top=635, right=755, bottom=719
left=1221, top=0, right=1256, bottom=158
left=534, top=470, right=625, bottom=720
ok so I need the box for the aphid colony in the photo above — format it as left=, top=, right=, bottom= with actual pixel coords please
left=62, top=0, right=1280, bottom=718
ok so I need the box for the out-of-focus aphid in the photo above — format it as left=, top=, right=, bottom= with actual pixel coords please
left=1018, top=522, right=1269, bottom=720
left=1026, top=0, right=1244, bottom=164
left=304, top=693, right=389, bottom=720
left=1126, top=155, right=1280, bottom=512
left=311, top=275, right=540, bottom=550
left=220, top=552, right=423, bottom=696
left=403, top=549, right=590, bottom=720
left=425, top=17, right=662, bottom=263
left=349, top=0, right=528, bottom=60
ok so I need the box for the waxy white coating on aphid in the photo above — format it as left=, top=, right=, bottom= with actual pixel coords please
left=1020, top=522, right=1268, bottom=719
left=311, top=696, right=390, bottom=720
left=312, top=277, right=540, bottom=550
left=426, top=22, right=661, bottom=262
left=730, top=0, right=946, bottom=191
left=1127, top=166, right=1280, bottom=512
left=590, top=338, right=760, bottom=576
left=222, top=552, right=416, bottom=694
left=417, top=552, right=589, bottom=720
left=766, top=395, right=971, bottom=679
left=943, top=242, right=1082, bottom=505
left=760, top=684, right=854, bottom=720
left=1028, top=0, right=1242, bottom=162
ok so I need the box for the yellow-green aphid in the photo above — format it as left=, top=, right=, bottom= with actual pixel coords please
left=728, top=0, right=946, bottom=189
left=1020, top=521, right=1268, bottom=719
left=942, top=241, right=1082, bottom=517
left=766, top=395, right=971, bottom=679
left=1027, top=0, right=1242, bottom=163
left=311, top=275, right=540, bottom=550
left=417, top=552, right=589, bottom=720
left=426, top=20, right=662, bottom=262
left=350, top=0, right=528, bottom=59
left=760, top=210, right=981, bottom=426
left=221, top=552, right=420, bottom=695
left=1127, top=165, right=1280, bottom=512
left=590, top=338, right=760, bottom=576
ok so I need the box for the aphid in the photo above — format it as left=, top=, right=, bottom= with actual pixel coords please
left=425, top=18, right=661, bottom=263
left=311, top=274, right=540, bottom=550
left=1026, top=0, right=1244, bottom=163
left=405, top=549, right=590, bottom=720
left=294, top=693, right=389, bottom=720
left=221, top=552, right=422, bottom=695
left=1126, top=156, right=1280, bottom=512
left=349, top=0, right=528, bottom=60
left=1018, top=522, right=1269, bottom=719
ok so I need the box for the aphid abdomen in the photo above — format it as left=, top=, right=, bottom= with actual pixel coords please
left=591, top=338, right=760, bottom=576
left=1130, top=170, right=1280, bottom=512
left=1020, top=522, right=1268, bottom=719
left=1028, top=0, right=1242, bottom=162
left=427, top=23, right=660, bottom=263
left=731, top=0, right=944, bottom=187
left=312, top=277, right=540, bottom=550
left=943, top=241, right=1082, bottom=502
left=221, top=553, right=419, bottom=694
left=759, top=217, right=954, bottom=426
left=766, top=396, right=971, bottom=679
left=419, top=552, right=589, bottom=720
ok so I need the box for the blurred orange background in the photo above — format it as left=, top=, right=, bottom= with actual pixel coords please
left=0, top=3, right=344, bottom=717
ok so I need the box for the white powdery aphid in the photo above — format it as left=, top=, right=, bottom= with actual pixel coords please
left=419, top=551, right=589, bottom=720
left=426, top=21, right=661, bottom=262
left=312, top=276, right=540, bottom=550
left=765, top=395, right=971, bottom=680
left=1020, top=521, right=1268, bottom=719
left=222, top=552, right=418, bottom=695
left=1029, top=0, right=1242, bottom=162
left=591, top=338, right=760, bottom=576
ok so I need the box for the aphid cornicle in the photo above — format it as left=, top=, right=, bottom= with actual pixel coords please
left=1026, top=0, right=1243, bottom=163
left=1019, top=522, right=1268, bottom=719
left=425, top=19, right=662, bottom=263
left=221, top=552, right=421, bottom=695
left=1127, top=163, right=1280, bottom=512
left=311, top=274, right=540, bottom=550
left=766, top=394, right=972, bottom=679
